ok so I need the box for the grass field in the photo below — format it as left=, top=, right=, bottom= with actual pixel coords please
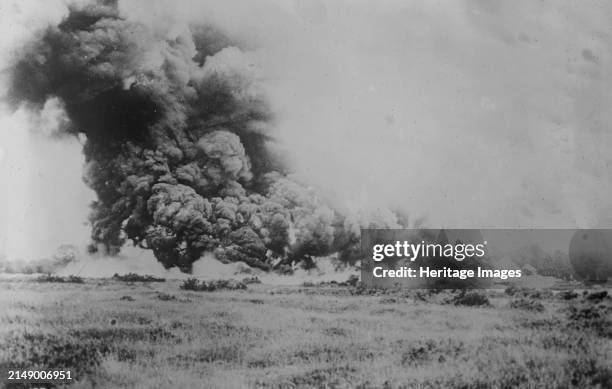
left=0, top=277, right=611, bottom=389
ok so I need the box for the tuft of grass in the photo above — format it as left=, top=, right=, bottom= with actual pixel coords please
left=267, top=365, right=358, bottom=389
left=156, top=292, right=177, bottom=301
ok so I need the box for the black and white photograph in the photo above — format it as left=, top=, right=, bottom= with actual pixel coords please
left=0, top=1, right=611, bottom=388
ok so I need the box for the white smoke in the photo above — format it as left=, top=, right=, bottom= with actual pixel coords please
left=55, top=245, right=187, bottom=278
left=54, top=247, right=356, bottom=285
left=0, top=104, right=95, bottom=261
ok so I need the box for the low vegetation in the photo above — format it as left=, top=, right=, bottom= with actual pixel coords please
left=36, top=274, right=84, bottom=283
left=509, top=298, right=546, bottom=312
left=0, top=279, right=610, bottom=388
left=111, top=273, right=165, bottom=282
left=180, top=278, right=247, bottom=291
left=450, top=290, right=490, bottom=307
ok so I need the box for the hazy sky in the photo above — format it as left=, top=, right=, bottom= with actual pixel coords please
left=1, top=0, right=612, bottom=260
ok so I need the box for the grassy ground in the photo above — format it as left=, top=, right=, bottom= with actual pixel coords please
left=0, top=278, right=610, bottom=389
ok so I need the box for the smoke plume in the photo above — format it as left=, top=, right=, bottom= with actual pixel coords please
left=7, top=1, right=407, bottom=273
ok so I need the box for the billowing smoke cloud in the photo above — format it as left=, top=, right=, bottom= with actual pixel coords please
left=6, top=0, right=611, bottom=276
left=6, top=1, right=407, bottom=272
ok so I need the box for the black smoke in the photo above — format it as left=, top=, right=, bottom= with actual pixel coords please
left=8, top=1, right=409, bottom=273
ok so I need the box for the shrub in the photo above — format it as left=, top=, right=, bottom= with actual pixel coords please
left=561, top=290, right=579, bottom=300
left=452, top=291, right=490, bottom=307
left=379, top=297, right=398, bottom=304
left=566, top=303, right=612, bottom=337
left=180, top=278, right=200, bottom=291
left=585, top=290, right=608, bottom=302
left=504, top=285, right=522, bottom=296
left=36, top=274, right=65, bottom=283
left=242, top=276, right=261, bottom=284
left=345, top=274, right=360, bottom=286
left=112, top=273, right=165, bottom=282
left=504, top=286, right=552, bottom=299
left=35, top=274, right=84, bottom=283
left=180, top=278, right=247, bottom=291
left=509, top=298, right=545, bottom=312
